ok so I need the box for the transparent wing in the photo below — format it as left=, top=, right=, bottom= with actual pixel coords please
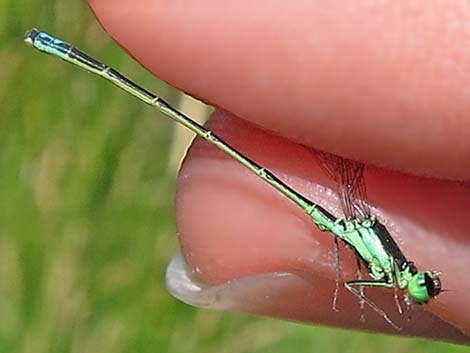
left=314, top=150, right=371, bottom=220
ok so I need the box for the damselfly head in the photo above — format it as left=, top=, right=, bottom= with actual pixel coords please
left=407, top=270, right=442, bottom=304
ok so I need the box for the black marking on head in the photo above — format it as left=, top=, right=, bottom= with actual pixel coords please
left=424, top=272, right=442, bottom=298
left=403, top=261, right=418, bottom=275
left=371, top=220, right=407, bottom=268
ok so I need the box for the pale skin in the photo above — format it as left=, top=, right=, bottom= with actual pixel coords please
left=89, top=0, right=470, bottom=341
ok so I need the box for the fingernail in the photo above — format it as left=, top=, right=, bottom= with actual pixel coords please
left=165, top=252, right=312, bottom=313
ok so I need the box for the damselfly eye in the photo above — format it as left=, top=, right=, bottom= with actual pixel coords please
left=424, top=272, right=442, bottom=298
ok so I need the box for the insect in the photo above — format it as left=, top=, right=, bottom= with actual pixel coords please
left=24, top=28, right=442, bottom=329
left=314, top=152, right=442, bottom=329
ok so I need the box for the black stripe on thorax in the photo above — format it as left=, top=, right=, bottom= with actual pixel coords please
left=371, top=220, right=407, bottom=268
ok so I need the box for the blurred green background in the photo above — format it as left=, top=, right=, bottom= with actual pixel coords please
left=1, top=1, right=468, bottom=353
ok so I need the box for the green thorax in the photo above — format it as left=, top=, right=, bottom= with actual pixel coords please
left=333, top=216, right=408, bottom=281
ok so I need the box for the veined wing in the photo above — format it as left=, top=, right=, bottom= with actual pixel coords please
left=314, top=150, right=371, bottom=220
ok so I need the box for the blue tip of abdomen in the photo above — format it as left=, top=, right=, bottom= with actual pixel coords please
left=24, top=28, right=70, bottom=58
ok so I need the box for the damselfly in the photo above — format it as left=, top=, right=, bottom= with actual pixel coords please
left=24, top=28, right=442, bottom=329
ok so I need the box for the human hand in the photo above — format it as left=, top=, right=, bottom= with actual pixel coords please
left=88, top=0, right=470, bottom=343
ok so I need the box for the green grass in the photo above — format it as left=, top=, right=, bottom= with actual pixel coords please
left=1, top=1, right=468, bottom=352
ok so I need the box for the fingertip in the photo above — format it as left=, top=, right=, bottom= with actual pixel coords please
left=175, top=110, right=470, bottom=338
